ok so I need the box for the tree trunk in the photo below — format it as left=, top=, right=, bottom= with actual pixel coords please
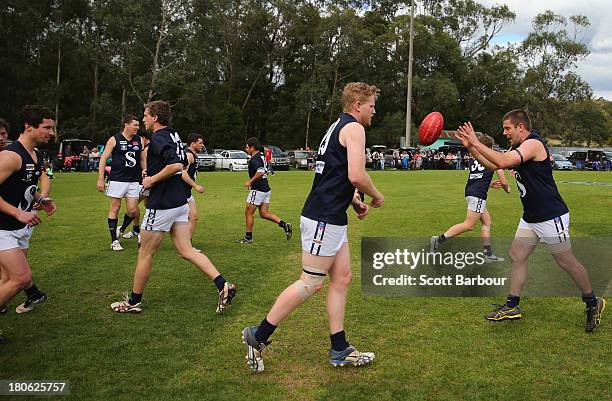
left=328, top=60, right=339, bottom=126
left=148, top=4, right=168, bottom=103
left=121, top=85, right=127, bottom=118
left=54, top=36, right=62, bottom=141
left=91, top=62, right=99, bottom=140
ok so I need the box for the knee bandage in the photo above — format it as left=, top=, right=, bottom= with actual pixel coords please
left=294, top=266, right=326, bottom=301
left=481, top=225, right=491, bottom=232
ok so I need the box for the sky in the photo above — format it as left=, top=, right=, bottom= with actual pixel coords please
left=478, top=0, right=612, bottom=99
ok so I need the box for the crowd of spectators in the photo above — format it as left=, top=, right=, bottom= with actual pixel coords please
left=370, top=149, right=469, bottom=171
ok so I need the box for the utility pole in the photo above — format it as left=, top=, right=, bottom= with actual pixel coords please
left=405, top=0, right=415, bottom=147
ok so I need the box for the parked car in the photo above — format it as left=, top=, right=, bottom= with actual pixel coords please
left=567, top=150, right=610, bottom=169
left=196, top=147, right=216, bottom=171
left=551, top=153, right=573, bottom=170
left=265, top=145, right=290, bottom=171
left=369, top=145, right=386, bottom=169
left=287, top=150, right=314, bottom=169
left=53, top=138, right=94, bottom=171
left=215, top=150, right=248, bottom=171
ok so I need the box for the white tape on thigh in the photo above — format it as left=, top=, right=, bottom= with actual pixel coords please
left=515, top=228, right=539, bottom=246
left=295, top=265, right=326, bottom=300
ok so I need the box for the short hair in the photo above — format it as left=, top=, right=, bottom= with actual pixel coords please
left=477, top=133, right=495, bottom=148
left=503, top=109, right=532, bottom=131
left=187, top=133, right=203, bottom=145
left=122, top=114, right=139, bottom=126
left=0, top=118, right=9, bottom=132
left=246, top=137, right=261, bottom=150
left=341, top=82, right=380, bottom=112
left=145, top=100, right=171, bottom=125
left=20, top=105, right=55, bottom=129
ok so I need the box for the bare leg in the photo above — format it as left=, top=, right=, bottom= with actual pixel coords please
left=245, top=204, right=257, bottom=233
left=0, top=249, right=32, bottom=307
left=132, top=230, right=164, bottom=294
left=170, top=223, right=220, bottom=279
left=480, top=210, right=492, bottom=247
left=258, top=203, right=281, bottom=224
left=444, top=210, right=481, bottom=238
left=266, top=251, right=335, bottom=325
left=508, top=237, right=537, bottom=295
left=187, top=199, right=198, bottom=239
left=327, top=243, right=351, bottom=334
left=551, top=248, right=593, bottom=294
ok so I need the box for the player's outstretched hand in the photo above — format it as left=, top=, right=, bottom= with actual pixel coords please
left=96, top=178, right=105, bottom=192
left=456, top=122, right=479, bottom=146
left=33, top=197, right=57, bottom=216
left=244, top=181, right=251, bottom=188
left=16, top=210, right=41, bottom=227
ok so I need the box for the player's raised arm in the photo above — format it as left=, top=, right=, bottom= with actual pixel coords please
left=343, top=122, right=384, bottom=207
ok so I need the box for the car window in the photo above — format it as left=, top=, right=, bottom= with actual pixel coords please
left=230, top=151, right=248, bottom=159
left=294, top=151, right=309, bottom=158
left=553, top=154, right=568, bottom=161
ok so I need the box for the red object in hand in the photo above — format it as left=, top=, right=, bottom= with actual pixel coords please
left=418, top=111, right=444, bottom=146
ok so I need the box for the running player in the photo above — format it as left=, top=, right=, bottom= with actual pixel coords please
left=242, top=82, right=384, bottom=372
left=0, top=106, right=56, bottom=344
left=455, top=110, right=605, bottom=332
left=96, top=115, right=145, bottom=251
left=431, top=133, right=509, bottom=262
left=181, top=133, right=205, bottom=251
left=110, top=100, right=236, bottom=314
left=236, top=137, right=291, bottom=244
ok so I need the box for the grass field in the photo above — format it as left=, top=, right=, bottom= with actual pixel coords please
left=1, top=169, right=611, bottom=401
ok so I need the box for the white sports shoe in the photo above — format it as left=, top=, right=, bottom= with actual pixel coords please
left=111, top=240, right=124, bottom=251
left=484, top=254, right=505, bottom=263
left=122, top=230, right=137, bottom=239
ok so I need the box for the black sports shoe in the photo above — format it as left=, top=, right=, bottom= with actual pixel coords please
left=485, top=304, right=522, bottom=321
left=235, top=238, right=253, bottom=244
left=284, top=223, right=292, bottom=241
left=0, top=305, right=7, bottom=314
left=585, top=297, right=605, bottom=332
left=0, top=334, right=9, bottom=344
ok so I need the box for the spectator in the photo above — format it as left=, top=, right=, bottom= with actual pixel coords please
left=80, top=145, right=90, bottom=172
left=402, top=151, right=409, bottom=170
left=90, top=146, right=100, bottom=171
left=264, top=146, right=274, bottom=175
left=372, top=150, right=379, bottom=170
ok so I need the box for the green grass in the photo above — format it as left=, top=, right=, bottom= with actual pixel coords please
left=1, top=169, right=611, bottom=401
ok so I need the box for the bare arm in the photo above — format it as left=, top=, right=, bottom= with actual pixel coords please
left=340, top=122, right=384, bottom=207
left=142, top=163, right=183, bottom=189
left=181, top=152, right=204, bottom=193
left=97, top=137, right=116, bottom=191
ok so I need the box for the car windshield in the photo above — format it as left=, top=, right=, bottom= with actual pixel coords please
left=268, top=146, right=283, bottom=156
left=553, top=154, right=568, bottom=161
left=604, top=152, right=612, bottom=159
left=294, top=151, right=309, bottom=158
left=229, top=151, right=248, bottom=159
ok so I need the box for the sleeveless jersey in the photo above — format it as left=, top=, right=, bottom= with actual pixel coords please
left=301, top=113, right=357, bottom=225
left=464, top=158, right=494, bottom=199
left=184, top=148, right=199, bottom=197
left=0, top=141, right=43, bottom=230
left=511, top=133, right=568, bottom=223
left=109, top=133, right=142, bottom=182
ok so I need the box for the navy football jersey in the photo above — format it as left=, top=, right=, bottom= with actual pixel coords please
left=301, top=113, right=357, bottom=225
left=184, top=148, right=199, bottom=197
left=109, top=133, right=142, bottom=182
left=146, top=127, right=187, bottom=209
left=511, top=133, right=568, bottom=223
left=464, top=158, right=494, bottom=199
left=0, top=141, right=43, bottom=230
left=248, top=151, right=270, bottom=192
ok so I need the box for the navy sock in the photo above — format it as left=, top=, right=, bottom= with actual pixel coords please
left=24, top=283, right=43, bottom=300
left=582, top=292, right=597, bottom=308
left=108, top=218, right=118, bottom=241
left=132, top=224, right=140, bottom=234
left=129, top=292, right=142, bottom=305
left=120, top=214, right=134, bottom=232
left=278, top=220, right=286, bottom=229
left=255, top=318, right=276, bottom=343
left=330, top=330, right=350, bottom=352
left=484, top=245, right=492, bottom=256
left=245, top=232, right=252, bottom=240
left=213, top=275, right=227, bottom=292
left=437, top=234, right=447, bottom=244
left=506, top=294, right=520, bottom=308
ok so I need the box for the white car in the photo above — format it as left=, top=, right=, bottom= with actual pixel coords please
left=215, top=150, right=249, bottom=171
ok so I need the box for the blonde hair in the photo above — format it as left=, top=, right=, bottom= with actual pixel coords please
left=341, top=82, right=380, bottom=112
